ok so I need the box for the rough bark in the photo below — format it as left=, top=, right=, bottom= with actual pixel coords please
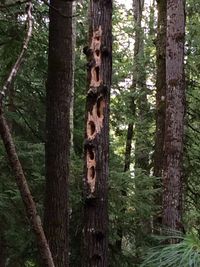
left=162, top=0, right=185, bottom=233
left=0, top=110, right=54, bottom=267
left=82, top=1, right=112, bottom=266
left=44, top=1, right=73, bottom=266
left=153, top=0, right=166, bottom=228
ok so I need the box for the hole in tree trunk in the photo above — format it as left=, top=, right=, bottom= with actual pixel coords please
left=96, top=50, right=100, bottom=57
left=88, top=147, right=95, bottom=160
left=87, top=121, right=96, bottom=137
left=97, top=97, right=104, bottom=118
left=95, top=66, right=100, bottom=82
left=88, top=166, right=95, bottom=180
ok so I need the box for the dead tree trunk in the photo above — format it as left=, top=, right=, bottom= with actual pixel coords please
left=44, top=1, right=73, bottom=266
left=82, top=1, right=112, bottom=266
left=162, top=0, right=185, bottom=233
left=0, top=3, right=54, bottom=266
left=0, top=110, right=54, bottom=267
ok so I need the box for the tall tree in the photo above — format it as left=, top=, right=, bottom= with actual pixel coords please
left=134, top=0, right=150, bottom=173
left=162, top=0, right=185, bottom=233
left=153, top=0, right=166, bottom=228
left=115, top=0, right=145, bottom=254
left=132, top=0, right=151, bottom=257
left=44, top=1, right=73, bottom=266
left=82, top=0, right=112, bottom=266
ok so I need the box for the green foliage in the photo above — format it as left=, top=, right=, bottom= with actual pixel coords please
left=141, top=232, right=200, bottom=267
left=0, top=0, right=199, bottom=266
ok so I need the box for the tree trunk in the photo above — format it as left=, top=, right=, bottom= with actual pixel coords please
left=44, top=1, right=73, bottom=266
left=162, top=0, right=185, bottom=233
left=0, top=83, right=16, bottom=267
left=133, top=1, right=151, bottom=262
left=82, top=1, right=112, bottom=266
left=153, top=0, right=166, bottom=229
left=70, top=1, right=77, bottom=150
left=0, top=110, right=54, bottom=267
left=134, top=0, right=149, bottom=173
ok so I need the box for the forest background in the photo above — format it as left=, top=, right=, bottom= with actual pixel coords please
left=0, top=0, right=200, bottom=266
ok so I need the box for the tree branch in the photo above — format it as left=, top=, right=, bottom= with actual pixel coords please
left=15, top=107, right=45, bottom=142
left=0, top=109, right=55, bottom=267
left=0, top=2, right=33, bottom=102
left=0, top=3, right=55, bottom=266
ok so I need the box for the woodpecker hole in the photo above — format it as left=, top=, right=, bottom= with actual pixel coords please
left=88, top=166, right=95, bottom=180
left=88, top=147, right=95, bottom=160
left=97, top=97, right=105, bottom=118
left=95, top=67, right=100, bottom=82
left=87, top=121, right=96, bottom=137
left=96, top=49, right=100, bottom=57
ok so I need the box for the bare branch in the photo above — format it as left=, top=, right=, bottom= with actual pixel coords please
left=0, top=3, right=55, bottom=266
left=0, top=2, right=33, bottom=102
left=0, top=109, right=55, bottom=267
left=188, top=123, right=200, bottom=135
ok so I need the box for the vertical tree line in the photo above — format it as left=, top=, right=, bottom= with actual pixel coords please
left=162, top=0, right=185, bottom=233
left=153, top=0, right=166, bottom=228
left=44, top=0, right=73, bottom=266
left=82, top=0, right=112, bottom=266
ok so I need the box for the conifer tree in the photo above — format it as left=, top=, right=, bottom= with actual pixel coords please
left=44, top=1, right=73, bottom=266
left=82, top=0, right=112, bottom=266
left=162, top=0, right=185, bottom=233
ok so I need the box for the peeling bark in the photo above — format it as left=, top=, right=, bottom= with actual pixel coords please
left=82, top=1, right=112, bottom=266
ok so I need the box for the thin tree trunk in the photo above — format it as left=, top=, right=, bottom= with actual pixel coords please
left=124, top=102, right=135, bottom=172
left=0, top=83, right=15, bottom=267
left=70, top=1, right=77, bottom=150
left=133, top=1, right=151, bottom=262
left=162, top=0, right=185, bottom=234
left=134, top=0, right=149, bottom=172
left=0, top=110, right=54, bottom=267
left=44, top=1, right=73, bottom=266
left=153, top=0, right=166, bottom=229
left=0, top=3, right=54, bottom=265
left=82, top=1, right=112, bottom=266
